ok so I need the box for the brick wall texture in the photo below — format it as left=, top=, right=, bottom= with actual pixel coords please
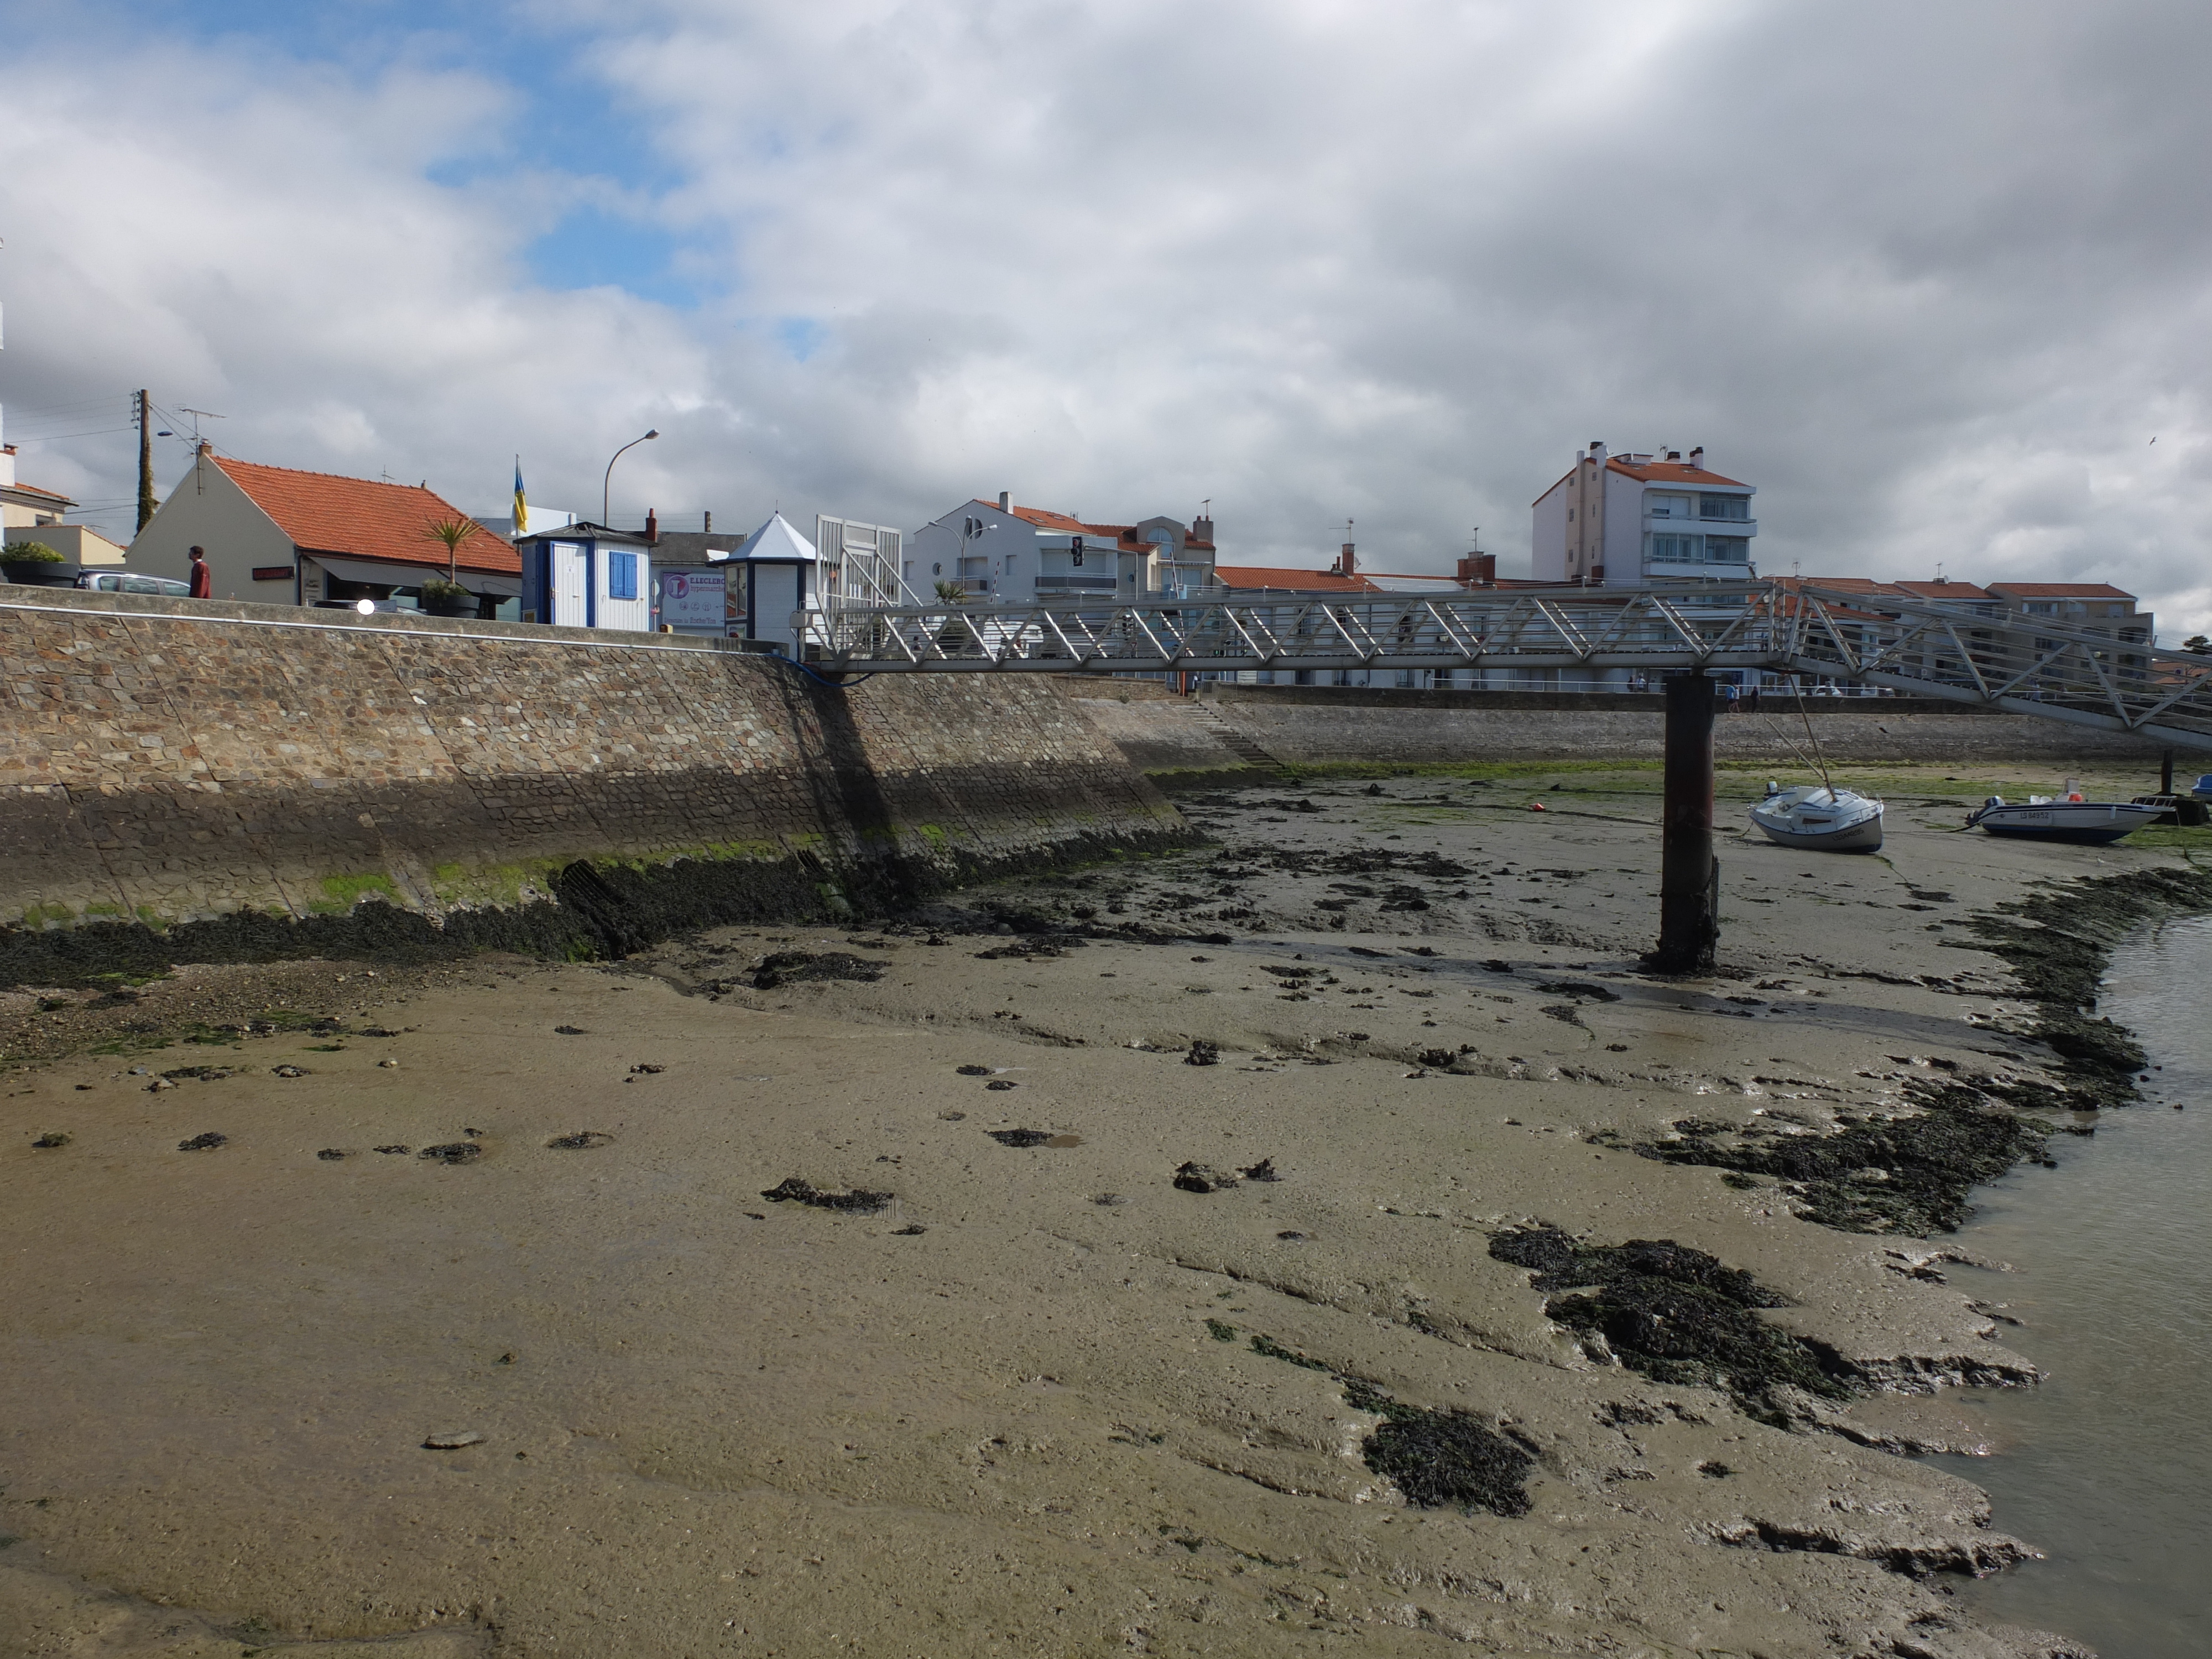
left=1, top=589, right=1184, bottom=937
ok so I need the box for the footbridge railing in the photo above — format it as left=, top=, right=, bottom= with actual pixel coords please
left=797, top=580, right=2212, bottom=752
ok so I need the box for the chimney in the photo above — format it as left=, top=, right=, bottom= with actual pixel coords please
left=1688, top=445, right=1704, bottom=471
left=1192, top=512, right=1214, bottom=544
left=703, top=510, right=712, bottom=533
left=1588, top=440, right=1606, bottom=466
left=1456, top=551, right=1496, bottom=586
left=645, top=508, right=659, bottom=543
left=1666, top=450, right=1681, bottom=462
left=1337, top=541, right=1356, bottom=577
left=998, top=490, right=1010, bottom=512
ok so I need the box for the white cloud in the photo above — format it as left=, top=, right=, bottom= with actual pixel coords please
left=5, top=0, right=2211, bottom=635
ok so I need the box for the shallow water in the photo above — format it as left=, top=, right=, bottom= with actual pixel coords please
left=1934, top=911, right=2212, bottom=1655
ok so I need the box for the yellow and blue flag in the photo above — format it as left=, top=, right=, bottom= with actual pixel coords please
left=512, top=458, right=527, bottom=536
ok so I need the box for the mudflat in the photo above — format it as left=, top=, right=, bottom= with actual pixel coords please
left=3, top=764, right=2189, bottom=1657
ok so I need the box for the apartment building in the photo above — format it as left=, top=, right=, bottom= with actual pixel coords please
left=1531, top=441, right=1756, bottom=585
left=907, top=494, right=1217, bottom=602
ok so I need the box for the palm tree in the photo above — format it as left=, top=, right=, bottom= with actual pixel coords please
left=421, top=517, right=477, bottom=602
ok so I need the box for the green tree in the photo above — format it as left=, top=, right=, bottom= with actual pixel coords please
left=2, top=541, right=65, bottom=562
left=2184, top=634, right=2211, bottom=655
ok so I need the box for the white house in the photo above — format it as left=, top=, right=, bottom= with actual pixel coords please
left=1531, top=442, right=1756, bottom=586
left=906, top=493, right=1218, bottom=603
left=131, top=448, right=521, bottom=612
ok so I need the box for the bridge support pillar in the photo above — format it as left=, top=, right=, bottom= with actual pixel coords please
left=1648, top=671, right=1719, bottom=975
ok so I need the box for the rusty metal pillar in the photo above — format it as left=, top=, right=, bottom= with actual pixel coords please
left=1649, top=670, right=1719, bottom=974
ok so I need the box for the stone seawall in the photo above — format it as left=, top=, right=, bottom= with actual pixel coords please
left=1055, top=679, right=2171, bottom=775
left=0, top=590, right=1186, bottom=985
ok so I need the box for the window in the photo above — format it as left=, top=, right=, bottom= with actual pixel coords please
left=1648, top=534, right=1702, bottom=564
left=958, top=556, right=986, bottom=578
left=1647, top=494, right=1689, bottom=518
left=608, top=551, right=638, bottom=599
left=1704, top=536, right=1750, bottom=564
left=1698, top=494, right=1749, bottom=520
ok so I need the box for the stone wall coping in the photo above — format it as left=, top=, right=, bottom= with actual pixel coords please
left=0, top=583, right=735, bottom=656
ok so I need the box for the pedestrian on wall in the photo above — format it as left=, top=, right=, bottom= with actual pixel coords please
left=187, top=546, right=213, bottom=599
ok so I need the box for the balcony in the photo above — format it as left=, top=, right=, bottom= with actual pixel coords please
left=1646, top=511, right=1757, bottom=538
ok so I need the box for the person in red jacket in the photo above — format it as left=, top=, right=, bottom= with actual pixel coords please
left=187, top=546, right=212, bottom=599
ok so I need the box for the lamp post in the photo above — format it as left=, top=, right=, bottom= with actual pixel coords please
left=602, top=429, right=659, bottom=529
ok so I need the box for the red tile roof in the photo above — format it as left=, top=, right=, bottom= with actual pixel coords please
left=213, top=456, right=519, bottom=575
left=1005, top=503, right=1092, bottom=535
left=1, top=477, right=76, bottom=506
left=1985, top=582, right=2136, bottom=600
left=1888, top=580, right=1992, bottom=599
left=1214, top=565, right=1379, bottom=593
left=1001, top=502, right=1214, bottom=551
left=1606, top=458, right=1749, bottom=487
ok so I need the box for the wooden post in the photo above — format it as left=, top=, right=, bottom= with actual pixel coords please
left=1650, top=670, right=1719, bottom=974
left=2161, top=748, right=2174, bottom=796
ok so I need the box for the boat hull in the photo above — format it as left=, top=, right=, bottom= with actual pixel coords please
left=1750, top=810, right=1885, bottom=852
left=1967, top=804, right=2164, bottom=844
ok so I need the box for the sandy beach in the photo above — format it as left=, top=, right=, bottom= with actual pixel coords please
left=4, top=760, right=2198, bottom=1658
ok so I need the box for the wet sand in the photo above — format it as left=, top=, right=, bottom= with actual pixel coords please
left=2, top=763, right=2184, bottom=1657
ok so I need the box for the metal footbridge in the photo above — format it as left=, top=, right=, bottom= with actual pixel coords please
left=801, top=579, right=2212, bottom=753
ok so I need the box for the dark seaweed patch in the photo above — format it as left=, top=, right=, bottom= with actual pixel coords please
left=1238, top=1338, right=1532, bottom=1515
left=750, top=951, right=886, bottom=990
left=418, top=1142, right=482, bottom=1165
left=1489, top=1225, right=1852, bottom=1423
left=176, top=1131, right=227, bottom=1151
left=1631, top=1081, right=2046, bottom=1235
left=1953, top=865, right=2212, bottom=1107
left=1172, top=1161, right=1239, bottom=1192
left=1344, top=1383, right=1533, bottom=1517
left=32, top=1132, right=70, bottom=1149
left=987, top=1129, right=1052, bottom=1148
left=759, top=1176, right=892, bottom=1213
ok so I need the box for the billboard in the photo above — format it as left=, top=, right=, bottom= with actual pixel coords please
left=656, top=567, right=729, bottom=633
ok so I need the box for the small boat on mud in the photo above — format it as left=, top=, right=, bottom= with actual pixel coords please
left=1966, top=790, right=2166, bottom=844
left=1750, top=782, right=1886, bottom=852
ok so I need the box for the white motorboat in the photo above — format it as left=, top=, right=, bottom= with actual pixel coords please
left=1750, top=783, right=1886, bottom=852
left=1966, top=791, right=2165, bottom=844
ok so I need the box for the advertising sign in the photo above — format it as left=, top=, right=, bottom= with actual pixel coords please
left=658, top=568, right=728, bottom=632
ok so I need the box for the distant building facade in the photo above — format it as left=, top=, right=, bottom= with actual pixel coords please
left=1531, top=442, right=1756, bottom=586
left=906, top=494, right=1218, bottom=602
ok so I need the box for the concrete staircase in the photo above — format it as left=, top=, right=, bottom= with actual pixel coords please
left=1192, top=701, right=1286, bottom=772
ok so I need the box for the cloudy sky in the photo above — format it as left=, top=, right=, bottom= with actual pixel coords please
left=3, top=0, right=2208, bottom=634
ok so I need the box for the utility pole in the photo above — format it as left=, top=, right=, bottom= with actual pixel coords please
left=134, top=390, right=156, bottom=533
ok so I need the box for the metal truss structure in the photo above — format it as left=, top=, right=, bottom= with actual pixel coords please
left=797, top=580, right=2212, bottom=751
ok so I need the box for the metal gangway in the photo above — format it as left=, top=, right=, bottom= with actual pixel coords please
left=797, top=579, right=2210, bottom=973
left=797, top=579, right=2212, bottom=753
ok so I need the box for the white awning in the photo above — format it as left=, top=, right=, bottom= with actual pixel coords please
left=305, top=554, right=522, bottom=597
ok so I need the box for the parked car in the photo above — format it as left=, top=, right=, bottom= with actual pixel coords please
left=2191, top=773, right=2212, bottom=802
left=77, top=571, right=192, bottom=598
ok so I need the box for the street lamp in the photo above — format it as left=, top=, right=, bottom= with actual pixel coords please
left=602, top=429, right=659, bottom=528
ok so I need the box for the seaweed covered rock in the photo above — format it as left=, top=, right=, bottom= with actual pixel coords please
left=1489, top=1225, right=1853, bottom=1423
left=1630, top=1080, right=2046, bottom=1235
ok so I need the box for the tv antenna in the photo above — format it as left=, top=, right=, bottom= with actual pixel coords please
left=178, top=408, right=226, bottom=448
